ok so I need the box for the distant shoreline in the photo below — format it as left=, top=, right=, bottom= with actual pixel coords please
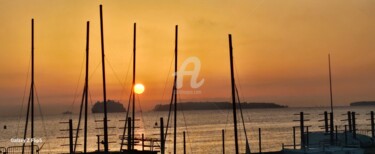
left=0, top=104, right=366, bottom=116
left=153, top=102, right=287, bottom=111
left=350, top=101, right=375, bottom=106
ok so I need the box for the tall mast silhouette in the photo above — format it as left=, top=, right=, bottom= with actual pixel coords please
left=131, top=22, right=137, bottom=150
left=173, top=25, right=178, bottom=154
left=328, top=54, right=334, bottom=145
left=99, top=5, right=109, bottom=152
left=22, top=18, right=35, bottom=154
left=31, top=18, right=35, bottom=154
left=84, top=21, right=89, bottom=153
left=228, top=34, right=239, bottom=154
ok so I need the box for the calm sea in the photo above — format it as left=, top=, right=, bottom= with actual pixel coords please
left=0, top=106, right=373, bottom=153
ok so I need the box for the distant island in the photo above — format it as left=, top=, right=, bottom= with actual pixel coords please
left=92, top=100, right=126, bottom=113
left=153, top=102, right=287, bottom=111
left=350, top=101, right=375, bottom=106
left=62, top=111, right=72, bottom=115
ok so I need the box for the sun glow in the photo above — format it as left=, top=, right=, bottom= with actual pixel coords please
left=134, top=83, right=145, bottom=94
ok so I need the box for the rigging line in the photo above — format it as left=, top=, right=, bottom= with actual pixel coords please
left=88, top=89, right=100, bottom=135
left=116, top=50, right=133, bottom=149
left=105, top=56, right=125, bottom=90
left=164, top=84, right=175, bottom=142
left=230, top=0, right=265, bottom=105
left=17, top=58, right=31, bottom=137
left=234, top=55, right=245, bottom=102
left=233, top=50, right=253, bottom=152
left=224, top=102, right=231, bottom=132
left=69, top=57, right=85, bottom=110
left=64, top=59, right=100, bottom=123
left=164, top=49, right=177, bottom=142
left=22, top=86, right=32, bottom=153
left=250, top=0, right=266, bottom=15
left=136, top=94, right=146, bottom=142
left=74, top=85, right=86, bottom=152
left=88, top=62, right=101, bottom=79
left=155, top=53, right=173, bottom=121
left=178, top=94, right=193, bottom=154
left=120, top=90, right=133, bottom=150
left=211, top=102, right=231, bottom=116
left=235, top=84, right=251, bottom=151
left=233, top=52, right=250, bottom=145
left=210, top=101, right=234, bottom=132
left=137, top=95, right=144, bottom=128
left=58, top=56, right=85, bottom=124
left=224, top=59, right=244, bottom=134
left=119, top=51, right=133, bottom=102
left=34, top=84, right=51, bottom=153
left=105, top=52, right=135, bottom=105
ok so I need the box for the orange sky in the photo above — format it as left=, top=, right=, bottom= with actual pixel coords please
left=1, top=0, right=375, bottom=116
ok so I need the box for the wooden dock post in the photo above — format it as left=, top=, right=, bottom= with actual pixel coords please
left=348, top=111, right=352, bottom=132
left=97, top=135, right=100, bottom=151
left=259, top=128, right=262, bottom=153
left=344, top=125, right=347, bottom=145
left=300, top=112, right=305, bottom=149
left=222, top=129, right=225, bottom=154
left=183, top=131, right=186, bottom=154
left=335, top=125, right=338, bottom=142
left=142, top=133, right=144, bottom=151
left=324, top=111, right=328, bottom=133
left=69, top=119, right=73, bottom=154
left=160, top=117, right=165, bottom=154
left=306, top=126, right=309, bottom=148
left=127, top=117, right=132, bottom=150
left=371, top=111, right=374, bottom=144
left=293, top=127, right=296, bottom=149
left=330, top=112, right=334, bottom=145
left=352, top=112, right=356, bottom=139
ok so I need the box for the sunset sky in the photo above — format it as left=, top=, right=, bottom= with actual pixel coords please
left=0, top=0, right=374, bottom=116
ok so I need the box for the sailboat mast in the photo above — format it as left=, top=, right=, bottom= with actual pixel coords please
left=84, top=21, right=89, bottom=153
left=132, top=22, right=136, bottom=150
left=22, top=84, right=31, bottom=154
left=99, top=5, right=109, bottom=152
left=173, top=25, right=178, bottom=154
left=228, top=34, right=239, bottom=154
left=328, top=54, right=333, bottom=113
left=31, top=18, right=35, bottom=154
left=328, top=54, right=334, bottom=145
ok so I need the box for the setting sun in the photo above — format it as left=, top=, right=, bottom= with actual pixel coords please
left=134, top=83, right=145, bottom=94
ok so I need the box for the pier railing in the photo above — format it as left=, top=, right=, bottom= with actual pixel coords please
left=5, top=145, right=39, bottom=154
left=284, top=110, right=375, bottom=152
left=0, top=147, right=6, bottom=153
